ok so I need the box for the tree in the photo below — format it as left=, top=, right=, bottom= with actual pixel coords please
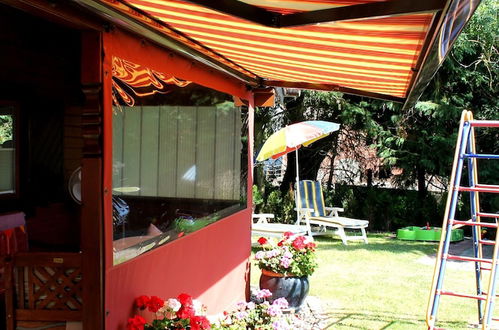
left=371, top=0, right=498, bottom=193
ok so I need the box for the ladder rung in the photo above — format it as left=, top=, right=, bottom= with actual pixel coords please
left=463, top=153, right=499, bottom=159
left=458, top=185, right=499, bottom=194
left=445, top=254, right=493, bottom=264
left=480, top=291, right=499, bottom=297
left=438, top=290, right=486, bottom=300
left=450, top=220, right=499, bottom=228
left=469, top=120, right=499, bottom=128
left=477, top=212, right=499, bottom=219
left=479, top=239, right=496, bottom=246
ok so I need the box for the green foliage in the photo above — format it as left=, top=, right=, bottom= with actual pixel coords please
left=323, top=184, right=447, bottom=230
left=252, top=185, right=264, bottom=211
left=263, top=190, right=283, bottom=218
left=0, top=115, right=13, bottom=144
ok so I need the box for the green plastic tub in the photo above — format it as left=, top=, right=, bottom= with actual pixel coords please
left=397, top=226, right=464, bottom=242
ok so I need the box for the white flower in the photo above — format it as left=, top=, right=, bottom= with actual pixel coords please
left=167, top=298, right=181, bottom=312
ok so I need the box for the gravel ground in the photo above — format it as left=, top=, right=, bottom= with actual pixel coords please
left=290, top=296, right=330, bottom=329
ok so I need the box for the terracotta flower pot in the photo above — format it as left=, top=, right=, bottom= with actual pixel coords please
left=259, top=269, right=309, bottom=310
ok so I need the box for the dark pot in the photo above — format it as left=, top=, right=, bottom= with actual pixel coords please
left=259, top=270, right=309, bottom=310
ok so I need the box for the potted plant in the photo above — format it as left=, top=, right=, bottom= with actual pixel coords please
left=213, top=288, right=295, bottom=329
left=127, top=293, right=210, bottom=330
left=254, top=232, right=317, bottom=310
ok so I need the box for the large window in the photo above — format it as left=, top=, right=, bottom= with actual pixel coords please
left=112, top=58, right=248, bottom=264
left=0, top=104, right=17, bottom=196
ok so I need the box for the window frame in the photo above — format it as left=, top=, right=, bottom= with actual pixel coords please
left=0, top=101, right=20, bottom=199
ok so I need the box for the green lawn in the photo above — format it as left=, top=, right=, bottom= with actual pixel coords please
left=251, top=233, right=490, bottom=329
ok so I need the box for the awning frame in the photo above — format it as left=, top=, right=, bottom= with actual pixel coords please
left=183, top=0, right=447, bottom=28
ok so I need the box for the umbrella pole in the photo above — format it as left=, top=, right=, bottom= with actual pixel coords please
left=295, top=149, right=300, bottom=225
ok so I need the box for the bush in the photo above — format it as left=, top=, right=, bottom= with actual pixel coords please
left=257, top=183, right=450, bottom=231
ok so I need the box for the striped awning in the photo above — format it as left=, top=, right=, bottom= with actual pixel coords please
left=85, top=0, right=481, bottom=106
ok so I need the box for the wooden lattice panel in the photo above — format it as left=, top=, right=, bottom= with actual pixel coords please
left=6, top=252, right=83, bottom=324
left=19, top=265, right=82, bottom=311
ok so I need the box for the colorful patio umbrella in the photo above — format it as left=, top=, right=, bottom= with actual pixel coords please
left=256, top=120, right=340, bottom=221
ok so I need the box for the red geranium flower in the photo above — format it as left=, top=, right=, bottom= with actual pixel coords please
left=146, top=295, right=164, bottom=313
left=257, top=237, right=268, bottom=245
left=177, top=293, right=193, bottom=307
left=306, top=242, right=317, bottom=249
left=177, top=305, right=195, bottom=319
left=190, top=315, right=210, bottom=330
left=283, top=231, right=293, bottom=238
left=292, top=236, right=306, bottom=250
left=134, top=295, right=150, bottom=310
left=127, top=315, right=146, bottom=330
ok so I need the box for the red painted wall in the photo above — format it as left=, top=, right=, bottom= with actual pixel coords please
left=106, top=209, right=252, bottom=329
left=102, top=29, right=254, bottom=329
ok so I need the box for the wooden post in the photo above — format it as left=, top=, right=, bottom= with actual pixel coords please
left=80, top=31, right=104, bottom=330
left=4, top=257, right=14, bottom=330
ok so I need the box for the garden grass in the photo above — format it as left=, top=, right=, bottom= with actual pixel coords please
left=251, top=233, right=496, bottom=329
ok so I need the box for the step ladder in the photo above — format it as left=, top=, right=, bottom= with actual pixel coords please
left=427, top=110, right=499, bottom=330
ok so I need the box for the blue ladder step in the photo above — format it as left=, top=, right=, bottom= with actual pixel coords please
left=463, top=153, right=499, bottom=159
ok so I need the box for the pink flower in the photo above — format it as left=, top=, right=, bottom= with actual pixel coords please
left=283, top=232, right=293, bottom=238
left=236, top=301, right=247, bottom=311
left=292, top=236, right=306, bottom=250
left=235, top=311, right=249, bottom=320
left=254, top=288, right=272, bottom=299
left=255, top=251, right=265, bottom=260
left=280, top=257, right=291, bottom=268
left=266, top=305, right=282, bottom=317
left=272, top=298, right=289, bottom=309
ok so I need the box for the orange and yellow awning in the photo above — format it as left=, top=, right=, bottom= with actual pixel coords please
left=88, top=0, right=480, bottom=106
